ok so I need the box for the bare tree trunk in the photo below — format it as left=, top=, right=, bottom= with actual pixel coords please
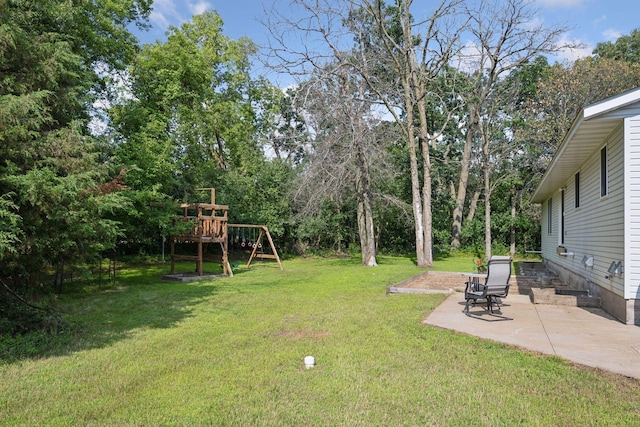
left=482, top=121, right=493, bottom=259
left=465, top=190, right=481, bottom=223
left=265, top=0, right=470, bottom=268
left=406, top=107, right=427, bottom=267
left=421, top=150, right=433, bottom=265
left=451, top=0, right=570, bottom=252
left=484, top=168, right=492, bottom=259
left=355, top=139, right=378, bottom=266
left=362, top=189, right=377, bottom=266
left=55, top=260, right=64, bottom=294
left=451, top=111, right=477, bottom=250
left=357, top=187, right=377, bottom=266
left=403, top=5, right=431, bottom=267
left=418, top=117, right=433, bottom=265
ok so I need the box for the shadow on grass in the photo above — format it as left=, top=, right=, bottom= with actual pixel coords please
left=396, top=251, right=453, bottom=267
left=1, top=263, right=223, bottom=364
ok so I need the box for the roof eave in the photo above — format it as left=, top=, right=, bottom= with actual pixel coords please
left=531, top=112, right=585, bottom=204
left=531, top=87, right=640, bottom=204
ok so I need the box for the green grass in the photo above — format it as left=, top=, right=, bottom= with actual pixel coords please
left=430, top=252, right=480, bottom=272
left=1, top=255, right=639, bottom=425
left=430, top=252, right=541, bottom=274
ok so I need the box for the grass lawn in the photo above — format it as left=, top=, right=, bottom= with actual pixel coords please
left=1, top=255, right=639, bottom=425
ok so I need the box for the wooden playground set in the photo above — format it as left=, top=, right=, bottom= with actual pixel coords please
left=165, top=188, right=282, bottom=281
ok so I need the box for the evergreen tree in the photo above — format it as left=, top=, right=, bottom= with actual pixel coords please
left=0, top=0, right=151, bottom=292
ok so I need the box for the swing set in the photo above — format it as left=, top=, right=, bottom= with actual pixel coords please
left=227, top=223, right=283, bottom=270
left=168, top=188, right=282, bottom=279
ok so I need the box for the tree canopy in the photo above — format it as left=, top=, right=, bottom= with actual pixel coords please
left=594, top=28, right=640, bottom=63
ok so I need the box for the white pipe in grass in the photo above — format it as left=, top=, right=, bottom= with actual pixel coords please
left=304, top=356, right=315, bottom=369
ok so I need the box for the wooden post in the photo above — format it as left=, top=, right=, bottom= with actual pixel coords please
left=196, top=187, right=215, bottom=205
left=264, top=227, right=284, bottom=271
left=197, top=239, right=203, bottom=275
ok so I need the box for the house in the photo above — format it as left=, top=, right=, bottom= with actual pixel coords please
left=532, top=87, right=640, bottom=325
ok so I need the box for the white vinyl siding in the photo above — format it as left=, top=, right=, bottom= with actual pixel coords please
left=625, top=115, right=640, bottom=299
left=551, top=124, right=625, bottom=297
left=535, top=92, right=640, bottom=322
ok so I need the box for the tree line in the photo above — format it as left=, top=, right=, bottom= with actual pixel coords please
left=2, top=0, right=640, bottom=315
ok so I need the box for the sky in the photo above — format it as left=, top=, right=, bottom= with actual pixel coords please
left=134, top=0, right=640, bottom=73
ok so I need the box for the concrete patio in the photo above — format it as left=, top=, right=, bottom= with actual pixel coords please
left=423, top=292, right=640, bottom=379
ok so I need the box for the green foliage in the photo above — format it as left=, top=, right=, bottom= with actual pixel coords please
left=220, top=160, right=296, bottom=235
left=520, top=56, right=640, bottom=152
left=99, top=187, right=181, bottom=256
left=4, top=166, right=133, bottom=279
left=0, top=194, right=21, bottom=260
left=295, top=200, right=356, bottom=254
left=375, top=204, right=414, bottom=253
left=594, top=28, right=640, bottom=63
left=0, top=290, right=68, bottom=357
left=0, top=0, right=151, bottom=294
left=111, top=10, right=261, bottom=197
left=252, top=83, right=308, bottom=165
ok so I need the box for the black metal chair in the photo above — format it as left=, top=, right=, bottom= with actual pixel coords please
left=464, top=256, right=512, bottom=315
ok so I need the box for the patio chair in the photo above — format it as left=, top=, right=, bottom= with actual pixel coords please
left=464, top=256, right=512, bottom=315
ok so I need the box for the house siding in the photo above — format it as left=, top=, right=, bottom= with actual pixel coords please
left=542, top=124, right=625, bottom=300
left=536, top=91, right=640, bottom=324
left=625, top=115, right=640, bottom=301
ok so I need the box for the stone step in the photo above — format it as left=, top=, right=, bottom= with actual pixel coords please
left=530, top=288, right=601, bottom=308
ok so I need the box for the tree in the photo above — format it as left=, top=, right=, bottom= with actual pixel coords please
left=291, top=66, right=385, bottom=265
left=252, top=81, right=308, bottom=166
left=520, top=57, right=640, bottom=160
left=110, top=11, right=299, bottom=251
left=0, top=0, right=151, bottom=290
left=0, top=195, right=21, bottom=262
left=594, top=28, right=640, bottom=63
left=449, top=0, right=569, bottom=254
left=266, top=0, right=468, bottom=266
left=496, top=55, right=640, bottom=257
left=111, top=11, right=260, bottom=196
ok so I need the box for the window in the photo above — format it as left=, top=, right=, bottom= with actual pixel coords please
left=547, top=198, right=553, bottom=235
left=601, top=146, right=608, bottom=197
left=560, top=190, right=565, bottom=244
left=574, top=172, right=580, bottom=208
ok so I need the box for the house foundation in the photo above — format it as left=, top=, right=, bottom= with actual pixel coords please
left=545, top=259, right=639, bottom=325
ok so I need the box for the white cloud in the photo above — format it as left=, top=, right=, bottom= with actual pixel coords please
left=553, top=35, right=593, bottom=62
left=190, top=1, right=211, bottom=16
left=149, top=0, right=213, bottom=31
left=593, top=14, right=607, bottom=25
left=148, top=0, right=178, bottom=29
left=602, top=28, right=622, bottom=41
left=149, top=9, right=171, bottom=30
left=454, top=41, right=483, bottom=73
